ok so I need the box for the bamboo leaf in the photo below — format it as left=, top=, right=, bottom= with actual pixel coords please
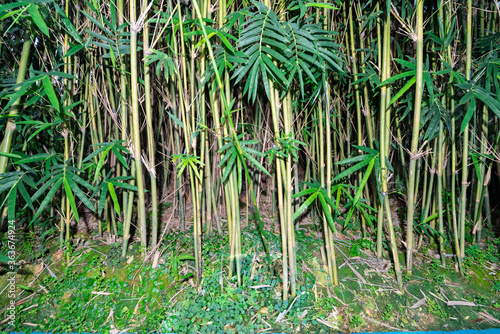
left=0, top=2, right=29, bottom=12
left=460, top=97, right=475, bottom=134
left=111, top=146, right=128, bottom=169
left=305, top=2, right=339, bottom=9
left=378, top=70, right=415, bottom=87
left=352, top=145, right=379, bottom=155
left=98, top=182, right=108, bottom=215
left=241, top=145, right=265, bottom=157
left=94, top=145, right=113, bottom=183
left=63, top=177, right=79, bottom=223
left=242, top=151, right=271, bottom=177
left=167, top=111, right=184, bottom=129
left=1, top=82, right=31, bottom=112
left=0, top=152, right=21, bottom=159
left=7, top=186, right=17, bottom=222
left=27, top=4, right=49, bottom=37
left=336, top=153, right=375, bottom=165
left=17, top=179, right=33, bottom=210
left=15, top=152, right=53, bottom=164
left=66, top=175, right=95, bottom=212
left=109, top=180, right=139, bottom=191
left=318, top=193, right=336, bottom=232
left=292, top=192, right=318, bottom=221
left=292, top=188, right=318, bottom=198
left=333, top=157, right=373, bottom=182
left=54, top=2, right=82, bottom=43
left=188, top=159, right=203, bottom=181
left=389, top=76, right=416, bottom=106
left=0, top=179, right=16, bottom=198
left=473, top=88, right=500, bottom=118
left=218, top=146, right=236, bottom=167
left=32, top=177, right=63, bottom=223
left=108, top=182, right=120, bottom=215
left=344, top=157, right=375, bottom=225
left=260, top=59, right=271, bottom=99
left=422, top=212, right=439, bottom=224
left=30, top=175, right=60, bottom=203
left=26, top=123, right=53, bottom=142
left=42, top=76, right=60, bottom=112
left=221, top=150, right=237, bottom=183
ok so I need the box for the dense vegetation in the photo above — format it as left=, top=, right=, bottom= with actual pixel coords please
left=1, top=0, right=500, bottom=332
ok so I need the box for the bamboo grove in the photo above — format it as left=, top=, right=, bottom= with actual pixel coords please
left=1, top=0, right=500, bottom=301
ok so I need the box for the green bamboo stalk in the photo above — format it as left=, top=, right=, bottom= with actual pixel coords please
left=130, top=0, right=148, bottom=249
left=0, top=33, right=31, bottom=174
left=378, top=1, right=402, bottom=289
left=123, top=160, right=137, bottom=257
left=325, top=84, right=338, bottom=286
left=283, top=91, right=297, bottom=297
left=63, top=0, right=73, bottom=264
left=357, top=2, right=374, bottom=150
left=459, top=0, right=472, bottom=261
left=442, top=0, right=461, bottom=271
left=348, top=0, right=366, bottom=236
left=77, top=71, right=90, bottom=171
left=191, top=0, right=246, bottom=284
left=437, top=121, right=445, bottom=265
left=117, top=0, right=135, bottom=257
left=405, top=0, right=424, bottom=275
left=473, top=1, right=488, bottom=244
left=142, top=0, right=159, bottom=248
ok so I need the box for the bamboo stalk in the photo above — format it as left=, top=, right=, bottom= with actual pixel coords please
left=142, top=0, right=159, bottom=248
left=130, top=0, right=148, bottom=250
left=459, top=0, right=473, bottom=261
left=0, top=33, right=31, bottom=173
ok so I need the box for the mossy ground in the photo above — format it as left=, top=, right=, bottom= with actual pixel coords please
left=1, top=217, right=500, bottom=333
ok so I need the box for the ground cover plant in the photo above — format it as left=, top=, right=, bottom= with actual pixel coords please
left=2, top=222, right=500, bottom=333
left=1, top=0, right=500, bottom=332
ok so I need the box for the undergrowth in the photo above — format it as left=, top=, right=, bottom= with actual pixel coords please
left=2, top=224, right=500, bottom=333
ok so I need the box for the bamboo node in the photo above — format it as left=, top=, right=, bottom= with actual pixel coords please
left=141, top=152, right=157, bottom=178
left=409, top=151, right=426, bottom=160
left=130, top=22, right=142, bottom=33
left=131, top=2, right=154, bottom=33
left=127, top=140, right=136, bottom=159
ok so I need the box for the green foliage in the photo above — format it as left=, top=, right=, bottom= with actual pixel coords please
left=83, top=139, right=131, bottom=183
left=266, top=131, right=306, bottom=163
left=427, top=299, right=446, bottom=318
left=2, top=1, right=500, bottom=333
left=350, top=238, right=373, bottom=257
left=432, top=274, right=446, bottom=290
left=218, top=132, right=270, bottom=186
left=173, top=153, right=205, bottom=181
left=293, top=179, right=337, bottom=231
left=171, top=253, right=196, bottom=281
left=382, top=303, right=394, bottom=320
left=145, top=50, right=178, bottom=79
left=317, top=296, right=337, bottom=313
left=349, top=314, right=363, bottom=328
left=230, top=0, right=344, bottom=102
